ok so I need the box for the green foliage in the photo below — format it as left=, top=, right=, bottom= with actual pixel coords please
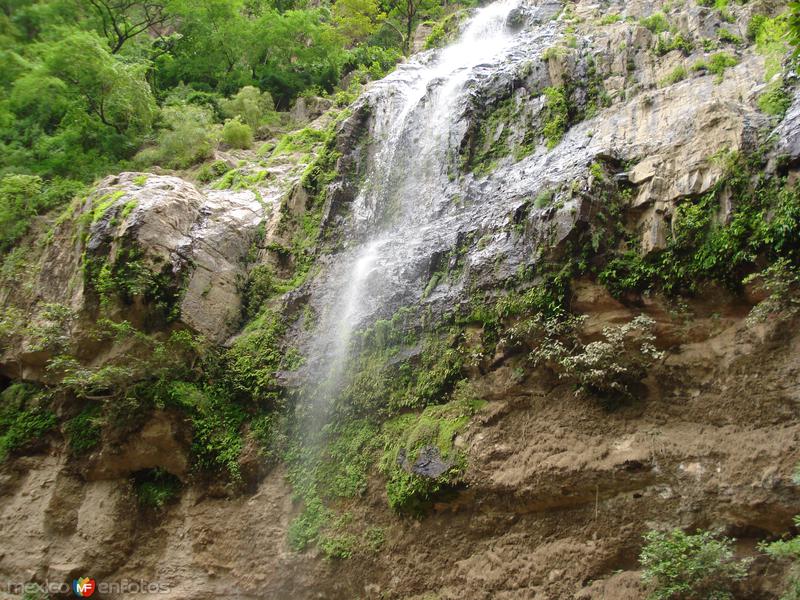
left=137, top=104, right=216, bottom=169
left=542, top=86, right=569, bottom=149
left=599, top=154, right=800, bottom=298
left=532, top=314, right=663, bottom=403
left=63, top=404, right=102, bottom=455
left=221, top=118, right=253, bottom=149
left=285, top=420, right=381, bottom=551
left=744, top=259, right=800, bottom=324
left=641, top=12, right=670, bottom=34
left=533, top=188, right=555, bottom=209
left=661, top=66, right=688, bottom=86
left=760, top=516, right=800, bottom=600
left=640, top=529, right=750, bottom=600
left=0, top=383, right=56, bottom=461
left=242, top=264, right=276, bottom=319
left=598, top=14, right=622, bottom=25
left=717, top=28, right=742, bottom=45
left=380, top=383, right=485, bottom=513
left=133, top=467, right=182, bottom=509
left=0, top=174, right=43, bottom=253
left=424, top=11, right=467, bottom=49
left=758, top=80, right=792, bottom=117
left=85, top=245, right=186, bottom=324
left=654, top=32, right=694, bottom=56
left=691, top=52, right=740, bottom=82
left=221, top=86, right=274, bottom=130
left=195, top=160, right=230, bottom=183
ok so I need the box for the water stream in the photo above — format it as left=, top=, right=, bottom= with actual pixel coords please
left=298, top=0, right=564, bottom=422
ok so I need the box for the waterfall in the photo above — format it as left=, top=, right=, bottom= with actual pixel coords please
left=297, top=0, right=563, bottom=423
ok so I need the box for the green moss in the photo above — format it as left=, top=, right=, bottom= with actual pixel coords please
left=90, top=190, right=126, bottom=224
left=120, top=199, right=138, bottom=219
left=462, top=97, right=516, bottom=176
left=380, top=384, right=485, bottom=513
left=271, top=127, right=326, bottom=158
left=132, top=175, right=148, bottom=186
left=541, top=86, right=569, bottom=149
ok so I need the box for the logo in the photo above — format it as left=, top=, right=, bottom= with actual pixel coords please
left=72, top=577, right=96, bottom=597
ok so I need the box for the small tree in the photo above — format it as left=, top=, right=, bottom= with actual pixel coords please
left=744, top=259, right=800, bottom=325
left=531, top=314, right=663, bottom=402
left=640, top=529, right=750, bottom=600
left=221, top=86, right=274, bottom=130
left=221, top=118, right=253, bottom=149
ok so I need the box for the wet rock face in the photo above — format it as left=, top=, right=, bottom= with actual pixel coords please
left=83, top=173, right=263, bottom=343
left=398, top=446, right=453, bottom=478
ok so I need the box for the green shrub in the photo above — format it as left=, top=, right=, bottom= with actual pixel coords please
left=708, top=51, right=739, bottom=76
left=542, top=86, right=569, bottom=149
left=139, top=104, right=217, bottom=169
left=717, top=28, right=742, bottom=45
left=744, top=258, right=800, bottom=324
left=221, top=85, right=274, bottom=130
left=598, top=13, right=622, bottom=25
left=747, top=13, right=767, bottom=41
left=760, top=515, right=800, bottom=600
left=195, top=160, right=230, bottom=183
left=0, top=383, right=56, bottom=461
left=531, top=314, right=663, bottom=402
left=242, top=264, right=275, bottom=319
left=64, top=404, right=102, bottom=455
left=221, top=118, right=253, bottom=149
left=640, top=529, right=750, bottom=600
left=661, top=65, right=688, bottom=86
left=641, top=12, right=670, bottom=34
left=757, top=80, right=792, bottom=118
left=133, top=467, right=182, bottom=509
left=654, top=32, right=694, bottom=56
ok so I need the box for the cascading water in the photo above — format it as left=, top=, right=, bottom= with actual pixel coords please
left=297, top=0, right=568, bottom=423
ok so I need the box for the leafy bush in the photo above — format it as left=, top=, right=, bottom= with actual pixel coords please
left=760, top=515, right=800, bottom=600
left=133, top=467, right=182, bottom=509
left=221, top=86, right=274, bottom=130
left=63, top=404, right=102, bottom=455
left=661, top=66, right=688, bottom=86
left=532, top=314, right=663, bottom=402
left=758, top=80, right=792, bottom=118
left=641, top=12, right=670, bottom=34
left=640, top=529, right=750, bottom=600
left=654, top=33, right=694, bottom=56
left=0, top=175, right=44, bottom=253
left=744, top=259, right=800, bottom=325
left=0, top=383, right=56, bottom=461
left=221, top=118, right=253, bottom=149
left=718, top=28, right=742, bottom=45
left=138, top=104, right=217, bottom=169
left=541, top=86, right=570, bottom=149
